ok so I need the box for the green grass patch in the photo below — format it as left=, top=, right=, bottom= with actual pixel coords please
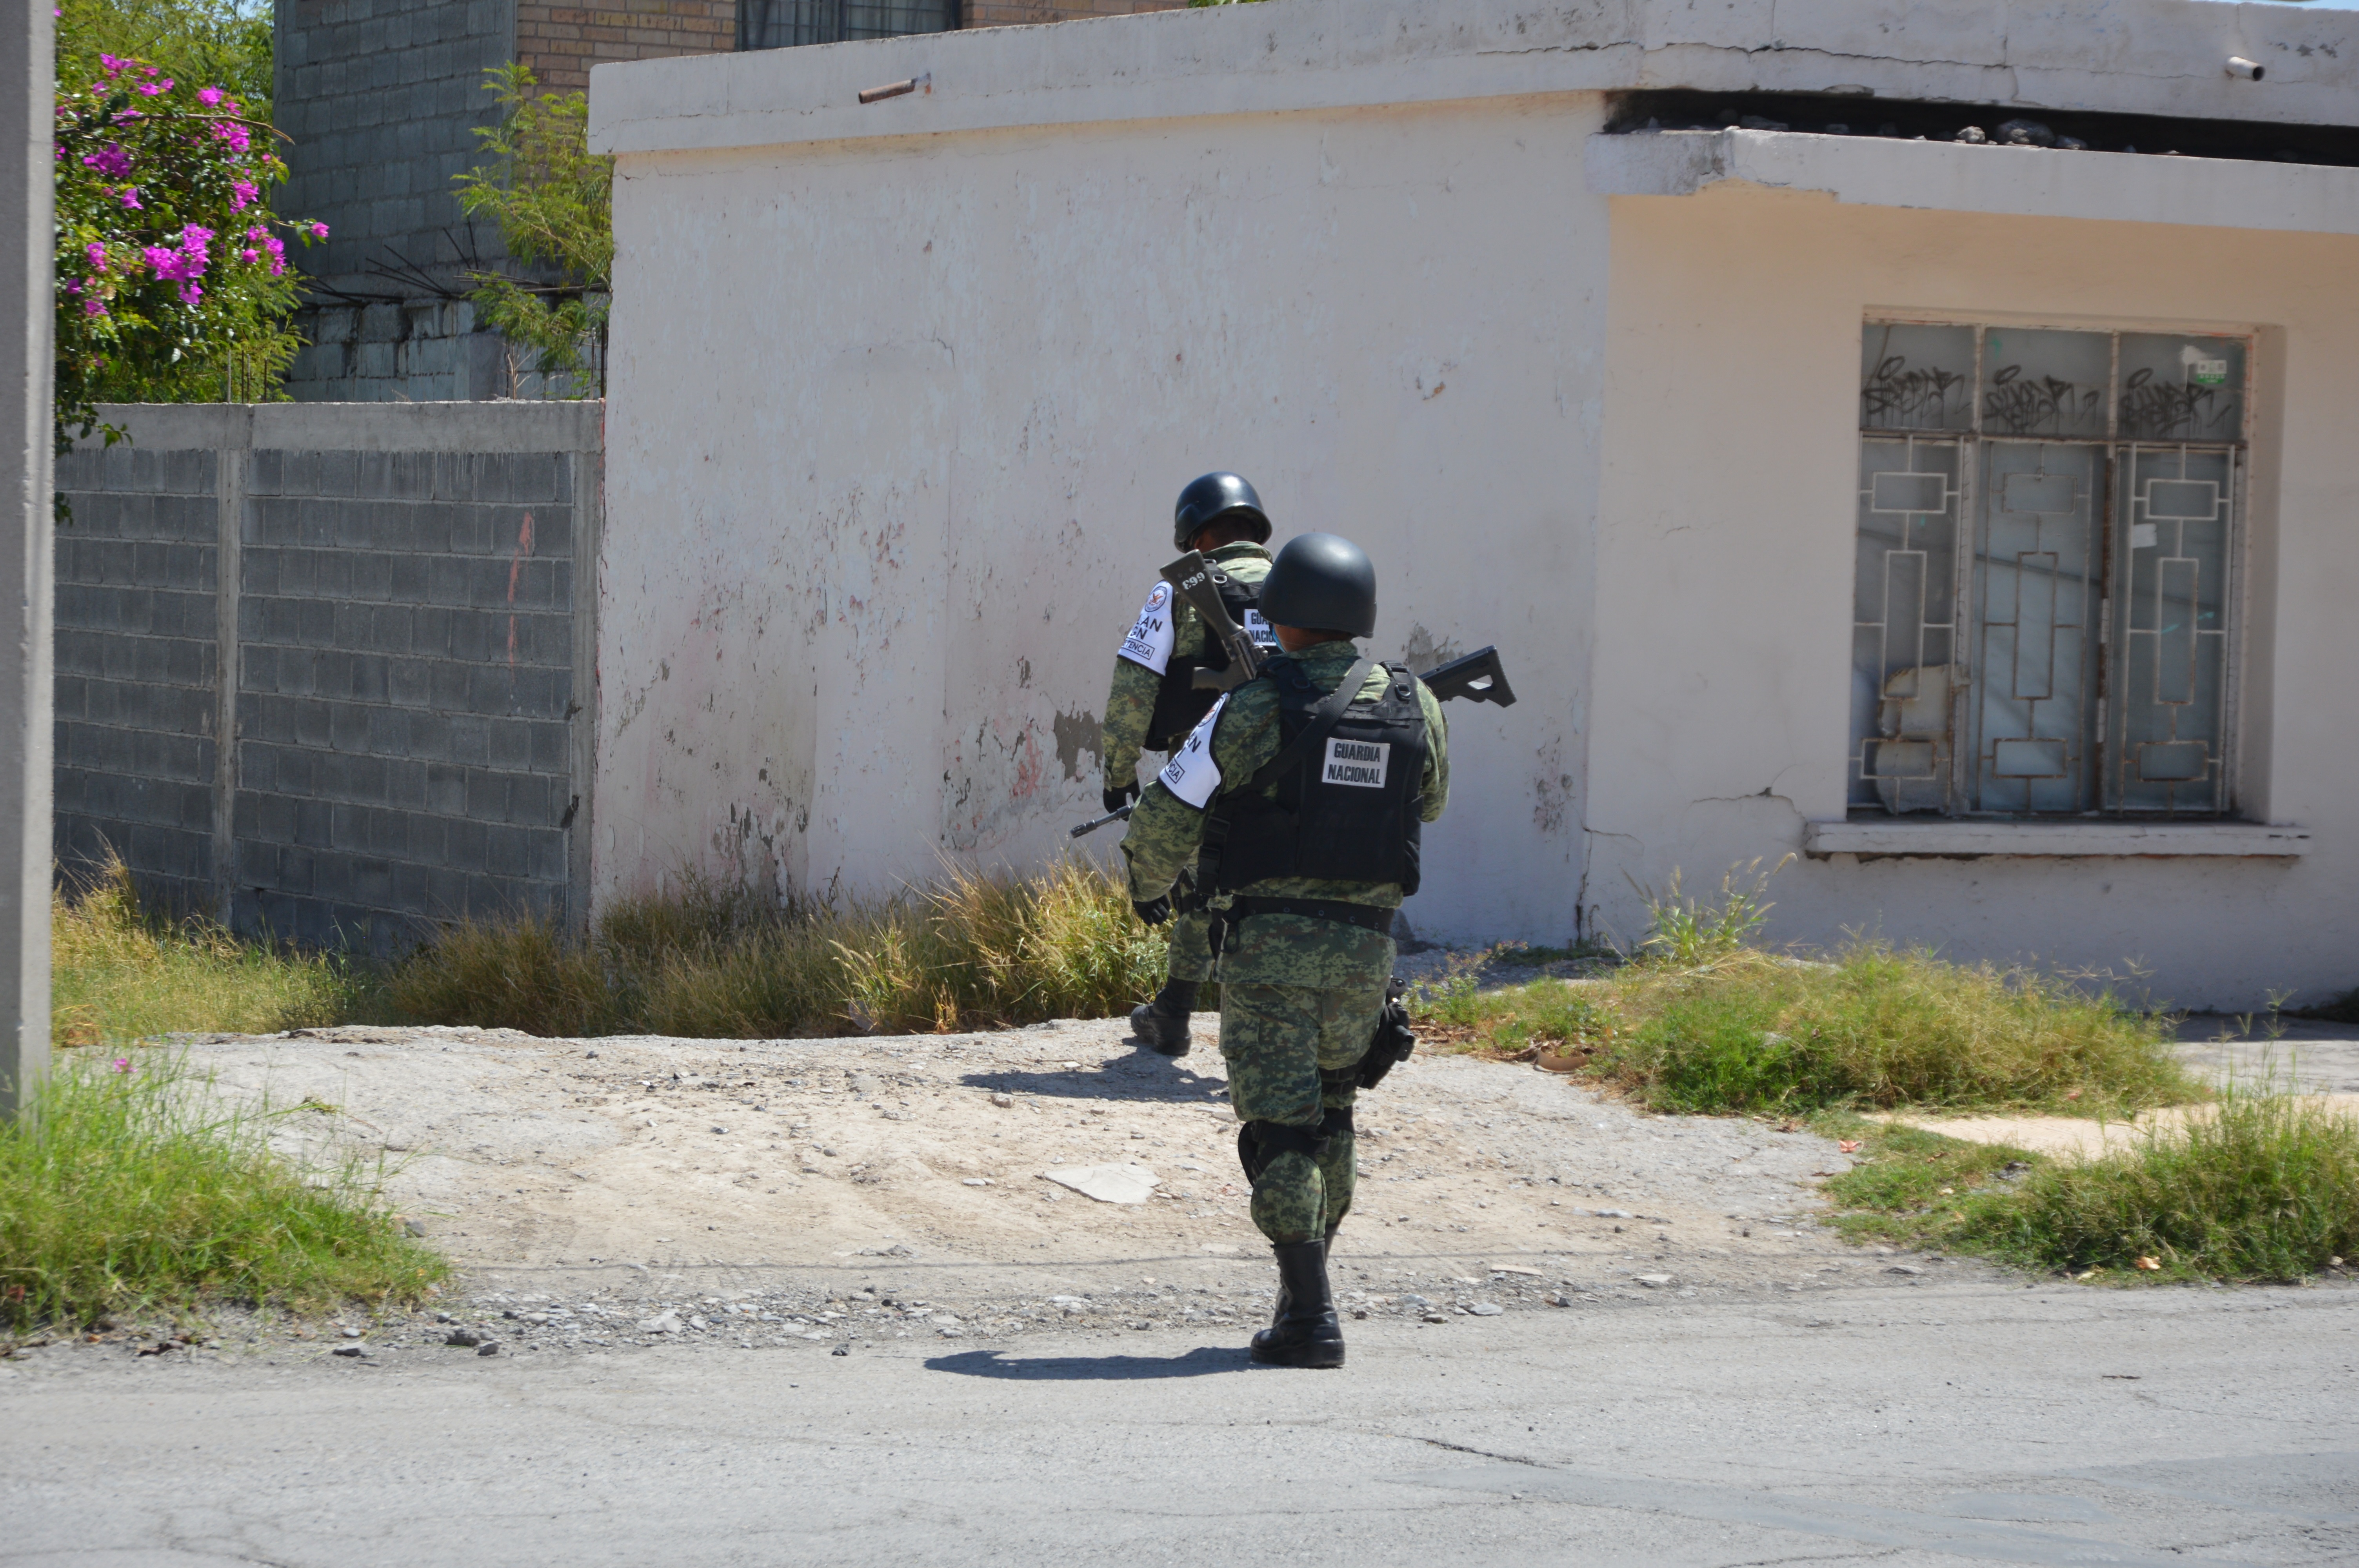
left=1821, top=1079, right=2359, bottom=1283
left=0, top=1050, right=447, bottom=1333
left=1414, top=946, right=2192, bottom=1118
left=53, top=859, right=374, bottom=1046
left=1411, top=859, right=2192, bottom=1118
left=386, top=857, right=1168, bottom=1038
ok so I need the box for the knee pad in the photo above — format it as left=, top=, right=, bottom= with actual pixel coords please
left=1236, top=1119, right=1330, bottom=1183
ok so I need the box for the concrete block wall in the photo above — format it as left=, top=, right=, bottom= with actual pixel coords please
left=275, top=0, right=517, bottom=292
left=55, top=403, right=602, bottom=952
left=52, top=445, right=223, bottom=916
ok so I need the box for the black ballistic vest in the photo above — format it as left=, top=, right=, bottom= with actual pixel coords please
left=1145, top=567, right=1270, bottom=750
left=1213, top=660, right=1428, bottom=895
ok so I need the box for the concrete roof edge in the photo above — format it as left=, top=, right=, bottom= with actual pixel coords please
left=587, top=0, right=2359, bottom=156
left=1587, top=128, right=2359, bottom=236
left=79, top=401, right=605, bottom=454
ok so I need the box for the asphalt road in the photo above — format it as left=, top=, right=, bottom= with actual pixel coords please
left=6, top=1276, right=2355, bottom=1566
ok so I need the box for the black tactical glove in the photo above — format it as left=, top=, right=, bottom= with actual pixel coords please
left=1103, top=782, right=1138, bottom=816
left=1132, top=895, right=1173, bottom=927
left=1358, top=977, right=1417, bottom=1089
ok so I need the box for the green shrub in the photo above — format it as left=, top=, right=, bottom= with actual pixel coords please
left=0, top=1051, right=445, bottom=1332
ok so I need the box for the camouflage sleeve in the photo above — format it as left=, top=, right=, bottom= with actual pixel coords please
left=1100, top=657, right=1163, bottom=792
left=1415, top=679, right=1451, bottom=823
left=1103, top=601, right=1213, bottom=790
left=1119, top=682, right=1281, bottom=901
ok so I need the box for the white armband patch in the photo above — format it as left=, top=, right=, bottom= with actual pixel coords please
left=1156, top=694, right=1228, bottom=809
left=1118, top=581, right=1177, bottom=674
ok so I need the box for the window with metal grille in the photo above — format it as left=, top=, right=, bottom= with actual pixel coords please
left=740, top=0, right=957, bottom=49
left=1851, top=321, right=2248, bottom=819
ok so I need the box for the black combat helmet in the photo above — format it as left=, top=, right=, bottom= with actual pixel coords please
left=1172, top=472, right=1271, bottom=550
left=1259, top=531, right=1376, bottom=638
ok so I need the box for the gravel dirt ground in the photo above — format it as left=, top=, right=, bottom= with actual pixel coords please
left=105, top=1014, right=1928, bottom=1355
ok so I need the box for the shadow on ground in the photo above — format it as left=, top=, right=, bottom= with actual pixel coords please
left=925, top=1345, right=1251, bottom=1380
left=957, top=1038, right=1232, bottom=1105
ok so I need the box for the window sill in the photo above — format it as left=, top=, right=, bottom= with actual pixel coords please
left=1804, top=819, right=2310, bottom=860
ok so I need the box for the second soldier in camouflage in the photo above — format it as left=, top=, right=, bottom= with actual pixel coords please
left=1102, top=472, right=1278, bottom=1056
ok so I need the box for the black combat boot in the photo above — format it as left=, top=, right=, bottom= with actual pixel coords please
left=1250, top=1239, right=1345, bottom=1368
left=1128, top=980, right=1196, bottom=1057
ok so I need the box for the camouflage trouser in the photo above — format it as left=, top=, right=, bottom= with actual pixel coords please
left=1222, top=984, right=1383, bottom=1242
left=1166, top=904, right=1217, bottom=988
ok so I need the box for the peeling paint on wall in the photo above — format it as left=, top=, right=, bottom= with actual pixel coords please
left=1052, top=708, right=1102, bottom=781
left=1402, top=622, right=1463, bottom=675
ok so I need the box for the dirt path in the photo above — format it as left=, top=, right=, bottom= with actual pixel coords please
left=162, top=1019, right=1966, bottom=1354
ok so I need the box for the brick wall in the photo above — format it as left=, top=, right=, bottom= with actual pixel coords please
left=56, top=403, right=602, bottom=952
left=520, top=0, right=734, bottom=94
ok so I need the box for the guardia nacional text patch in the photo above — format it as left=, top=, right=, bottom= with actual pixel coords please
left=1322, top=737, right=1390, bottom=788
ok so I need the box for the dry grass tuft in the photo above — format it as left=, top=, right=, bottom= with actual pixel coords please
left=51, top=858, right=372, bottom=1046
left=385, top=858, right=1167, bottom=1038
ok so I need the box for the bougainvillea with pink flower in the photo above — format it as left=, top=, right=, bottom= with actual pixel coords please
left=53, top=53, right=325, bottom=452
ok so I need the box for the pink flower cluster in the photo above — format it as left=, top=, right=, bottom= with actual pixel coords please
left=142, top=223, right=214, bottom=303
left=80, top=142, right=131, bottom=178
left=245, top=225, right=287, bottom=276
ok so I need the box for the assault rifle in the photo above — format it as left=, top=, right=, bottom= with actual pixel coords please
left=1161, top=550, right=1267, bottom=693
left=1068, top=643, right=1519, bottom=837
left=1069, top=802, right=1133, bottom=840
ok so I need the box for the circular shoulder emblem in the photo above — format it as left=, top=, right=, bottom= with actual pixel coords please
left=1145, top=582, right=1171, bottom=609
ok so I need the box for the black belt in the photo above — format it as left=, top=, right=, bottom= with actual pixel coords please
left=1220, top=897, right=1397, bottom=937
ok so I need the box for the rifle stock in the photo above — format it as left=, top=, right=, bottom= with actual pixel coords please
left=1160, top=550, right=1263, bottom=691
left=1420, top=645, right=1517, bottom=707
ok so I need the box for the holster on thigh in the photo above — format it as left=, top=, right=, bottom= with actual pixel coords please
left=1236, top=1105, right=1355, bottom=1184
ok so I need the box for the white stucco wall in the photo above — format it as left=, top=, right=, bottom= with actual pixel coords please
left=1590, top=185, right=2359, bottom=1007
left=592, top=0, right=2359, bottom=1005
left=594, top=96, right=1603, bottom=939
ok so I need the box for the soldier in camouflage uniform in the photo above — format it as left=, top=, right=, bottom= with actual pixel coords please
left=1103, top=473, right=1277, bottom=1057
left=1120, top=532, right=1448, bottom=1368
